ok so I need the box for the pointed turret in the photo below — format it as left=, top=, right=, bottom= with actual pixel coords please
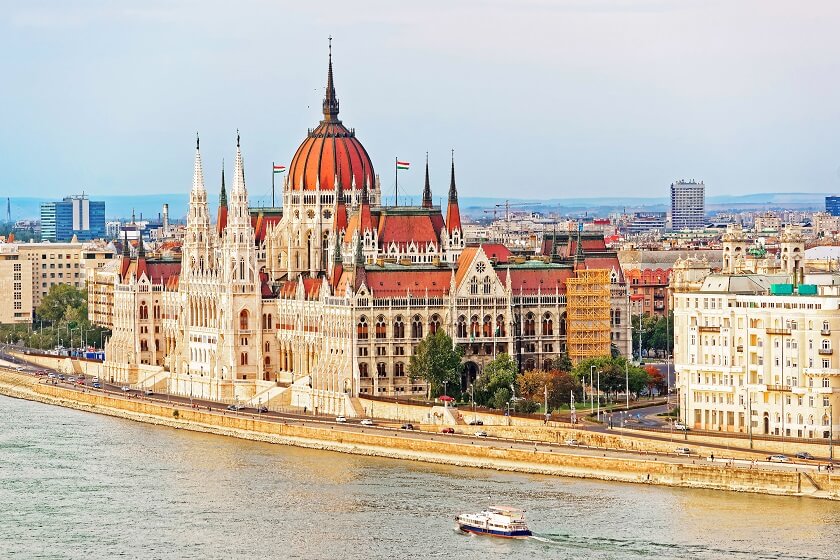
left=333, top=177, right=348, bottom=233
left=217, top=160, right=228, bottom=235
left=445, top=150, right=461, bottom=234
left=227, top=130, right=251, bottom=233
left=354, top=234, right=365, bottom=267
left=422, top=152, right=433, bottom=208
left=192, top=133, right=205, bottom=194
left=358, top=180, right=373, bottom=234
left=574, top=221, right=586, bottom=270
left=122, top=230, right=130, bottom=258
left=322, top=36, right=340, bottom=123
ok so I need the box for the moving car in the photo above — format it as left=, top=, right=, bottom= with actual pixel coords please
left=468, top=419, right=484, bottom=426
left=675, top=447, right=691, bottom=455
left=226, top=404, right=244, bottom=411
left=144, top=389, right=153, bottom=396
left=474, top=430, right=488, bottom=438
left=121, top=386, right=131, bottom=392
left=564, top=438, right=580, bottom=446
left=92, top=382, right=101, bottom=389
left=767, top=454, right=790, bottom=463
left=440, top=427, right=455, bottom=434
left=360, top=418, right=374, bottom=426
left=257, top=406, right=269, bottom=413
left=673, top=422, right=689, bottom=431
left=335, top=416, right=347, bottom=423
left=795, top=452, right=814, bottom=460
left=400, top=423, right=415, bottom=430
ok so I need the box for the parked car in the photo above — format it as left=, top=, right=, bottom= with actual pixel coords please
left=474, top=430, right=488, bottom=438
left=400, top=423, right=415, bottom=430
left=335, top=416, right=347, bottom=423
left=675, top=447, right=691, bottom=455
left=673, top=422, right=689, bottom=431
left=257, top=406, right=269, bottom=413
left=92, top=382, right=101, bottom=389
left=67, top=376, right=77, bottom=383
left=47, top=372, right=57, bottom=379
left=76, top=378, right=85, bottom=385
left=795, top=452, right=814, bottom=460
left=767, top=454, right=790, bottom=463
left=564, top=438, right=580, bottom=446
left=440, top=427, right=455, bottom=434
left=360, top=418, right=374, bottom=426
left=468, top=419, right=484, bottom=426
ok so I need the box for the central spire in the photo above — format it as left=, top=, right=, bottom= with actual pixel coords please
left=322, top=36, right=340, bottom=122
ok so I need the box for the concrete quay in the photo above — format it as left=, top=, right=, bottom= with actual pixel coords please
left=1, top=368, right=839, bottom=500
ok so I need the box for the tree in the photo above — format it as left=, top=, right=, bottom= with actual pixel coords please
left=517, top=369, right=581, bottom=411
left=474, top=353, right=517, bottom=406
left=408, top=329, right=463, bottom=398
left=36, top=284, right=87, bottom=323
left=571, top=356, right=651, bottom=401
left=645, top=366, right=665, bottom=399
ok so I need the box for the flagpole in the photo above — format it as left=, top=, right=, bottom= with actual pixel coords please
left=394, top=156, right=398, bottom=206
left=271, top=161, right=275, bottom=207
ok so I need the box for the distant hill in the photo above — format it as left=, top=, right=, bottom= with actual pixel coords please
left=4, top=192, right=833, bottom=222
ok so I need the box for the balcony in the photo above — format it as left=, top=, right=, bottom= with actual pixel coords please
left=698, top=326, right=720, bottom=333
left=818, top=348, right=833, bottom=355
left=766, top=328, right=791, bottom=335
left=766, top=384, right=792, bottom=392
left=736, top=345, right=744, bottom=352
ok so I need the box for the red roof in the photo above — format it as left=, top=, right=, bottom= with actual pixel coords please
left=363, top=269, right=451, bottom=297
left=498, top=267, right=573, bottom=295
left=217, top=206, right=228, bottom=235
left=278, top=276, right=321, bottom=300
left=251, top=214, right=282, bottom=244
left=477, top=243, right=511, bottom=263
left=377, top=214, right=441, bottom=248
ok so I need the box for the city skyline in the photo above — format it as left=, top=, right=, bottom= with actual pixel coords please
left=2, top=1, right=840, bottom=201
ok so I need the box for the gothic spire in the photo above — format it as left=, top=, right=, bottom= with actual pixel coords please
left=192, top=132, right=205, bottom=194
left=333, top=231, right=342, bottom=263
left=448, top=149, right=458, bottom=203
left=232, top=129, right=246, bottom=195
left=422, top=152, right=432, bottom=208
left=122, top=230, right=130, bottom=257
left=322, top=36, right=340, bottom=122
left=219, top=159, right=227, bottom=207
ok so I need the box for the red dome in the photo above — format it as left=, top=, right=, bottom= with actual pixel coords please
left=288, top=121, right=374, bottom=192
left=287, top=49, right=375, bottom=192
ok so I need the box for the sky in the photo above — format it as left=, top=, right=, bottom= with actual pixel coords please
left=2, top=0, right=840, bottom=204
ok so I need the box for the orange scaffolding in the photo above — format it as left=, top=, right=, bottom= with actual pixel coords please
left=566, top=269, right=611, bottom=364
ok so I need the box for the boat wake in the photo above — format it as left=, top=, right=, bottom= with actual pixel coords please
left=526, top=533, right=824, bottom=560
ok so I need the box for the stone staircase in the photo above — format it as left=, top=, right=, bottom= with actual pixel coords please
left=244, top=383, right=292, bottom=409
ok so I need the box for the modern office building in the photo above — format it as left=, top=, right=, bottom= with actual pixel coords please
left=825, top=196, right=840, bottom=217
left=40, top=195, right=106, bottom=242
left=670, top=180, right=706, bottom=230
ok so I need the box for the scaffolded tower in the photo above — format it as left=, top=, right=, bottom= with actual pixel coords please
left=566, top=269, right=611, bottom=364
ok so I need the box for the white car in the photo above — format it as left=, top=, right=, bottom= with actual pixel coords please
left=360, top=418, right=374, bottom=426
left=767, top=454, right=790, bottom=463
left=564, top=439, right=580, bottom=446
left=673, top=422, right=689, bottom=431
left=121, top=386, right=131, bottom=392
left=335, top=416, right=347, bottom=423
left=675, top=447, right=691, bottom=455
left=474, top=430, right=488, bottom=438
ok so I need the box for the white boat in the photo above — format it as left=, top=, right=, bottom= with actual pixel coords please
left=455, top=506, right=532, bottom=538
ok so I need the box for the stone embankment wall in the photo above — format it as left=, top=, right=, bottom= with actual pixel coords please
left=2, top=369, right=838, bottom=500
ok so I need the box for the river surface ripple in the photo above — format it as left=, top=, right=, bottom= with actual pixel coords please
left=1, top=395, right=838, bottom=559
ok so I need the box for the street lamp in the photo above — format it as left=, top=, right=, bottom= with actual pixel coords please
left=741, top=387, right=753, bottom=449
left=589, top=365, right=595, bottom=413
left=597, top=369, right=601, bottom=422
left=470, top=383, right=476, bottom=425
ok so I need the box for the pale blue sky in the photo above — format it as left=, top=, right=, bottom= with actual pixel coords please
left=2, top=0, right=839, bottom=201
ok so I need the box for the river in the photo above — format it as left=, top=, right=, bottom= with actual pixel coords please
left=1, top=395, right=838, bottom=559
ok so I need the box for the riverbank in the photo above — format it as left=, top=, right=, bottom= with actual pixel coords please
left=2, top=369, right=838, bottom=500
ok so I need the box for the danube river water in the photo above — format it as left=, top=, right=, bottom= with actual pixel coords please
left=2, top=395, right=839, bottom=560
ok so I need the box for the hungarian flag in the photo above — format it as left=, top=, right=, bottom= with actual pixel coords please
left=396, top=160, right=410, bottom=170
left=273, top=165, right=286, bottom=174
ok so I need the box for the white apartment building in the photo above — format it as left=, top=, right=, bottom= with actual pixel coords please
left=674, top=273, right=840, bottom=440
left=670, top=180, right=706, bottom=230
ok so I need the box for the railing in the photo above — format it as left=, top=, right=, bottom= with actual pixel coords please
left=766, top=384, right=792, bottom=392
left=736, top=345, right=744, bottom=352
left=766, top=328, right=791, bottom=335
left=698, top=326, right=720, bottom=333
left=822, top=329, right=831, bottom=336
left=818, top=348, right=834, bottom=355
